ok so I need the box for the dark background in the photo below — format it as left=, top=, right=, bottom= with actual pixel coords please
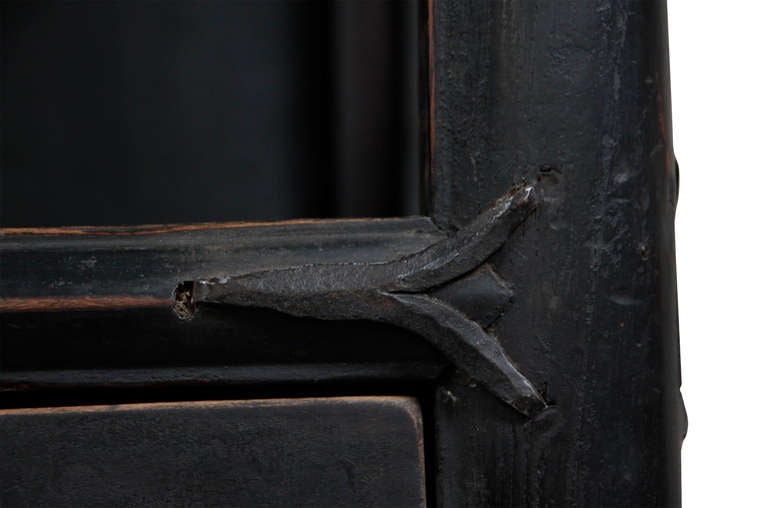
left=0, top=0, right=423, bottom=226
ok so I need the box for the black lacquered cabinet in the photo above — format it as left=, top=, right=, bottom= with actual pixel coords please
left=1, top=1, right=683, bottom=506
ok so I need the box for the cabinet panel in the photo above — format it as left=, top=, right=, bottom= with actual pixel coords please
left=0, top=397, right=425, bottom=507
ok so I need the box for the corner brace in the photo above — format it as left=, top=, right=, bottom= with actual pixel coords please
left=175, top=185, right=546, bottom=416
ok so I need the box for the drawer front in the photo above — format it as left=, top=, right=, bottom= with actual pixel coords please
left=0, top=396, right=425, bottom=507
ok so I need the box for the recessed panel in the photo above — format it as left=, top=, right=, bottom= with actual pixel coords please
left=0, top=1, right=421, bottom=225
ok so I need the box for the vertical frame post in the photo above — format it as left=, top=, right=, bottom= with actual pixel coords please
left=430, top=1, right=683, bottom=505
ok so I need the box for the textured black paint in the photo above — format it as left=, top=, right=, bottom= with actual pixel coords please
left=0, top=220, right=445, bottom=393
left=0, top=397, right=426, bottom=507
left=0, top=0, right=682, bottom=505
left=431, top=1, right=683, bottom=506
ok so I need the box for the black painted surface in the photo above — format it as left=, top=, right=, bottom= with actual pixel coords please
left=0, top=1, right=682, bottom=506
left=0, top=217, right=443, bottom=299
left=0, top=218, right=445, bottom=401
left=0, top=397, right=426, bottom=507
left=0, top=306, right=440, bottom=371
left=0, top=0, right=421, bottom=225
left=431, top=1, right=683, bottom=506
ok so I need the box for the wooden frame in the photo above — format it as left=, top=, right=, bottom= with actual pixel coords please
left=1, top=1, right=684, bottom=506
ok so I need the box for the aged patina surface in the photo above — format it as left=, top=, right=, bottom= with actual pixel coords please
left=1, top=1, right=682, bottom=506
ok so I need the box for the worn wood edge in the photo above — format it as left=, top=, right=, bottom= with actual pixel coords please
left=0, top=362, right=446, bottom=391
left=0, top=216, right=442, bottom=253
left=0, top=395, right=424, bottom=417
left=0, top=216, right=432, bottom=238
left=427, top=0, right=436, bottom=191
left=0, top=296, right=168, bottom=313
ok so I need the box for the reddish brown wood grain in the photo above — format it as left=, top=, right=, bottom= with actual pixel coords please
left=0, top=296, right=168, bottom=313
left=0, top=217, right=390, bottom=237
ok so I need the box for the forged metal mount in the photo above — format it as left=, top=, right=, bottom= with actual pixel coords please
left=176, top=185, right=546, bottom=416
